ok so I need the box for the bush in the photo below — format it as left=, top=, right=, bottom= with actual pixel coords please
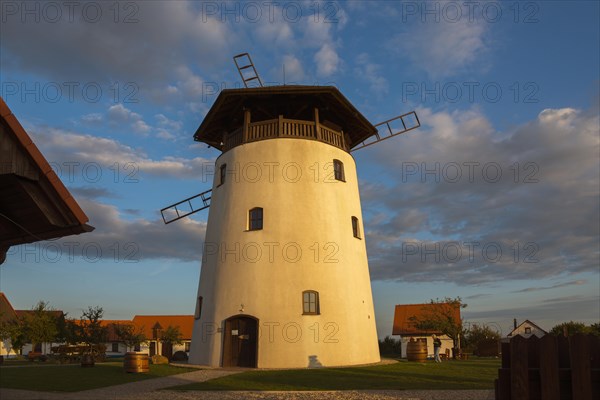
left=378, top=336, right=401, bottom=357
left=172, top=351, right=188, bottom=362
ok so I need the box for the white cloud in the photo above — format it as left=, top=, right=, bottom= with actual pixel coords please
left=282, top=54, right=305, bottom=82
left=155, top=114, right=183, bottom=131
left=107, top=104, right=138, bottom=122
left=46, top=198, right=208, bottom=262
left=153, top=114, right=183, bottom=140
left=254, top=15, right=295, bottom=47
left=131, top=119, right=151, bottom=134
left=390, top=19, right=488, bottom=78
left=314, top=43, right=340, bottom=77
left=156, top=129, right=176, bottom=140
left=81, top=113, right=103, bottom=124
left=360, top=105, right=599, bottom=285
left=106, top=104, right=151, bottom=136
left=1, top=1, right=233, bottom=103
left=30, top=127, right=213, bottom=178
left=355, top=53, right=388, bottom=94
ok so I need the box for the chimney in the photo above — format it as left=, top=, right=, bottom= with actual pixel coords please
left=513, top=318, right=517, bottom=329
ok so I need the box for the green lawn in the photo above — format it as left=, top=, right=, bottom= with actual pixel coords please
left=172, top=358, right=501, bottom=391
left=0, top=362, right=196, bottom=392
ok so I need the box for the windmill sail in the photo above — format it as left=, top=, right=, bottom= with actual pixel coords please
left=351, top=111, right=420, bottom=152
left=233, top=53, right=263, bottom=88
left=160, top=189, right=212, bottom=224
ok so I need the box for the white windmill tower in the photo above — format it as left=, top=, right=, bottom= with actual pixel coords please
left=161, top=53, right=420, bottom=368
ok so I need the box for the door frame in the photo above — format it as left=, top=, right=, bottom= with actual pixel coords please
left=221, top=314, right=259, bottom=368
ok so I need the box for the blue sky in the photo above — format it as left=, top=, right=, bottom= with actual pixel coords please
left=1, top=1, right=598, bottom=339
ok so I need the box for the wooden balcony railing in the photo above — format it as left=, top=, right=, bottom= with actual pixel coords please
left=222, top=116, right=347, bottom=152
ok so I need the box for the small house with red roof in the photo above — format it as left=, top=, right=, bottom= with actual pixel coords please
left=392, top=303, right=461, bottom=359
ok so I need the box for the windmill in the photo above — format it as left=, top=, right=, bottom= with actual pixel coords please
left=162, top=53, right=420, bottom=368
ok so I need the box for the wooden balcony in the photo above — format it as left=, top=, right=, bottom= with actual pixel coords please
left=223, top=114, right=348, bottom=152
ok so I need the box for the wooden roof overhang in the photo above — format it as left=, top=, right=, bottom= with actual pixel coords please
left=193, top=85, right=377, bottom=151
left=0, top=97, right=94, bottom=263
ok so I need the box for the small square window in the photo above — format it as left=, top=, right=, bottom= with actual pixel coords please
left=249, top=207, right=263, bottom=231
left=524, top=327, right=531, bottom=334
left=303, top=291, right=320, bottom=315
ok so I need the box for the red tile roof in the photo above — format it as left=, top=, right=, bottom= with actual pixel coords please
left=392, top=303, right=461, bottom=336
left=132, top=315, right=194, bottom=340
left=15, top=309, right=64, bottom=319
left=102, top=320, right=135, bottom=342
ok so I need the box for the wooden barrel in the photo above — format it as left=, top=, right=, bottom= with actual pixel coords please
left=406, top=338, right=428, bottom=362
left=124, top=352, right=149, bottom=373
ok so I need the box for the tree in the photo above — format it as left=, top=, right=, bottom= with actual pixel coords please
left=550, top=321, right=594, bottom=336
left=20, top=301, right=59, bottom=354
left=378, top=336, right=402, bottom=357
left=62, top=318, right=82, bottom=345
left=0, top=310, right=11, bottom=353
left=462, top=323, right=501, bottom=353
left=79, top=306, right=108, bottom=358
left=114, top=323, right=146, bottom=352
left=0, top=312, right=25, bottom=356
left=589, top=323, right=600, bottom=336
left=408, top=297, right=466, bottom=354
left=160, top=325, right=183, bottom=346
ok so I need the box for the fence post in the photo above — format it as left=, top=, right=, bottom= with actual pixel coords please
left=540, top=334, right=560, bottom=400
left=511, top=335, right=529, bottom=400
left=570, top=334, right=592, bottom=400
left=496, top=341, right=511, bottom=400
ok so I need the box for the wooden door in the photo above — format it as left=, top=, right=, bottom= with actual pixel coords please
left=222, top=316, right=258, bottom=367
left=161, top=342, right=173, bottom=359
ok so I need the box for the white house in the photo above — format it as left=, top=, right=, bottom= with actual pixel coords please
left=93, top=316, right=194, bottom=359
left=506, top=319, right=547, bottom=340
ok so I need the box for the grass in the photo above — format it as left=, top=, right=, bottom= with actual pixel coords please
left=0, top=361, right=196, bottom=392
left=172, top=358, right=500, bottom=391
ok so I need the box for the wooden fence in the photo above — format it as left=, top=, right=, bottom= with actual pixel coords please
left=495, top=334, right=599, bottom=400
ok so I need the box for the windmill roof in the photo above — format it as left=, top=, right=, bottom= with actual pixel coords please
left=0, top=97, right=94, bottom=260
left=193, top=85, right=377, bottom=151
left=392, top=303, right=462, bottom=336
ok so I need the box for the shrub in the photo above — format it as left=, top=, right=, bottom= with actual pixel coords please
left=378, top=336, right=401, bottom=357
